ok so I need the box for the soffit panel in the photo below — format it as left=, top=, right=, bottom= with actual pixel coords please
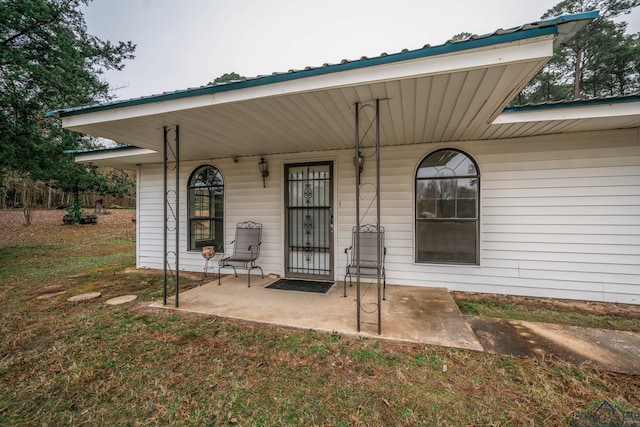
left=484, top=117, right=640, bottom=140
left=66, top=58, right=555, bottom=161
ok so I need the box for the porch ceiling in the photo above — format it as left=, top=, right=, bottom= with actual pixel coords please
left=62, top=38, right=553, bottom=164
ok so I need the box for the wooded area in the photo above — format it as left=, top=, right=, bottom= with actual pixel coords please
left=0, top=168, right=136, bottom=210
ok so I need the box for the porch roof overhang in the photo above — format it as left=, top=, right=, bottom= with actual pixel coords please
left=487, top=95, right=640, bottom=139
left=50, top=12, right=602, bottom=168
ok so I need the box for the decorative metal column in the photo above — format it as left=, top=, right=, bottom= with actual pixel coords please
left=163, top=126, right=180, bottom=307
left=355, top=102, right=361, bottom=330
left=354, top=100, right=383, bottom=334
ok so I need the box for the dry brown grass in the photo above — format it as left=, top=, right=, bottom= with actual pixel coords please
left=1, top=209, right=639, bottom=425
left=0, top=208, right=136, bottom=248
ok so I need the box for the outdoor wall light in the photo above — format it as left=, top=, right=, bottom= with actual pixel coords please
left=258, top=155, right=269, bottom=187
left=353, top=151, right=364, bottom=177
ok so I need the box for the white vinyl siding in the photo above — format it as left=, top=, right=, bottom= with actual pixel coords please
left=476, top=130, right=640, bottom=303
left=336, top=128, right=640, bottom=304
left=137, top=154, right=315, bottom=279
left=136, top=128, right=640, bottom=304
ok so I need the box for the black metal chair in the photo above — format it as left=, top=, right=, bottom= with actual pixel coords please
left=344, top=224, right=386, bottom=299
left=218, top=221, right=264, bottom=287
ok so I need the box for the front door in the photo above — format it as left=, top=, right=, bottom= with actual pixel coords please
left=285, top=162, right=333, bottom=280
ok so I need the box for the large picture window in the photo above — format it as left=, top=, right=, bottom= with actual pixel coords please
left=188, top=165, right=224, bottom=252
left=416, top=149, right=479, bottom=264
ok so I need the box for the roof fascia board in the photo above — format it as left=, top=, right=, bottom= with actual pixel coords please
left=62, top=36, right=555, bottom=130
left=55, top=25, right=563, bottom=120
left=553, top=11, right=597, bottom=47
left=72, top=147, right=158, bottom=163
left=494, top=100, right=640, bottom=124
left=224, top=36, right=554, bottom=102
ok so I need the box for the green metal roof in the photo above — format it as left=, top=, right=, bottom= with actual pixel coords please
left=47, top=11, right=599, bottom=119
left=504, top=93, right=640, bottom=112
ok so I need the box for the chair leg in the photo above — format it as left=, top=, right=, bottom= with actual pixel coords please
left=221, top=264, right=264, bottom=287
left=218, top=264, right=237, bottom=285
left=343, top=270, right=350, bottom=297
left=383, top=274, right=386, bottom=301
left=247, top=266, right=264, bottom=287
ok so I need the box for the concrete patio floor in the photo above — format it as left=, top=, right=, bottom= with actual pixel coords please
left=150, top=274, right=640, bottom=374
left=151, top=274, right=484, bottom=351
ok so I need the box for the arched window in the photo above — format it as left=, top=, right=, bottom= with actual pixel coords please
left=188, top=165, right=224, bottom=252
left=416, top=149, right=479, bottom=264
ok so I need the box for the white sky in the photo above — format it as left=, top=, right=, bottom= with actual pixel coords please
left=82, top=0, right=640, bottom=101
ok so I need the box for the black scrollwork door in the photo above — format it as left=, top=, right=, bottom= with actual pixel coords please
left=285, top=162, right=333, bottom=279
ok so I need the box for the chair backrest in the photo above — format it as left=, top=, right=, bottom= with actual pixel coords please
left=232, top=221, right=262, bottom=260
left=352, top=224, right=384, bottom=263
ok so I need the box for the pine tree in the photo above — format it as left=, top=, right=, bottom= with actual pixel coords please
left=517, top=0, right=640, bottom=104
left=0, top=0, right=136, bottom=223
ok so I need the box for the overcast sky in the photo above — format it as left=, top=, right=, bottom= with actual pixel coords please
left=82, top=0, right=640, bottom=101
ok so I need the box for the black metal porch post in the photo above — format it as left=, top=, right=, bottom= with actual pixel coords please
left=162, top=126, right=180, bottom=308
left=355, top=102, right=361, bottom=332
left=376, top=99, right=382, bottom=335
left=163, top=127, right=168, bottom=306
left=175, top=125, right=180, bottom=307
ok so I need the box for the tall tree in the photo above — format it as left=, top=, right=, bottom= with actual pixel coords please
left=582, top=19, right=640, bottom=95
left=517, top=0, right=640, bottom=104
left=0, top=0, right=135, bottom=223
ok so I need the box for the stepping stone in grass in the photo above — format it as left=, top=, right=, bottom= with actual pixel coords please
left=67, top=292, right=101, bottom=302
left=105, top=295, right=137, bottom=306
left=37, top=291, right=66, bottom=300
left=41, top=285, right=64, bottom=293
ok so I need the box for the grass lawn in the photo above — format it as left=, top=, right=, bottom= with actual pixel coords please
left=453, top=293, right=640, bottom=333
left=1, top=209, right=638, bottom=425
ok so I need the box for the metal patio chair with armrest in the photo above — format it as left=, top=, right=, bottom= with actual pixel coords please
left=344, top=224, right=386, bottom=300
left=218, top=221, right=264, bottom=287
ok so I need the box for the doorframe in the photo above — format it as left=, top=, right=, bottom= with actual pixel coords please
left=283, top=160, right=335, bottom=280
